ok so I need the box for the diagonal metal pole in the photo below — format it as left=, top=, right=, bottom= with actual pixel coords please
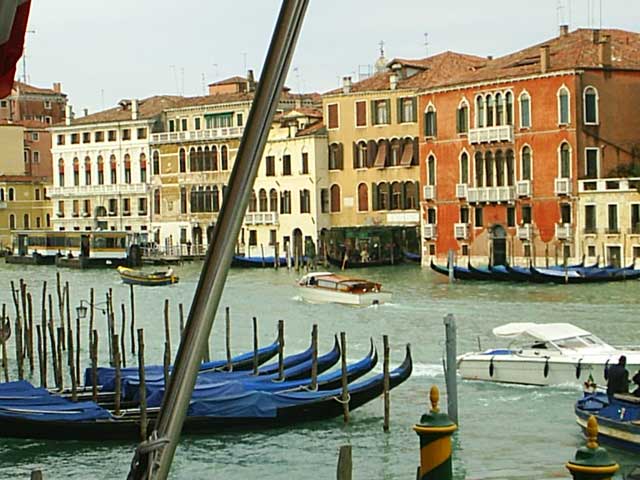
left=127, top=1, right=309, bottom=478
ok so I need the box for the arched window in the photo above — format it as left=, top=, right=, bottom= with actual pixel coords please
left=8, top=187, right=15, bottom=201
left=259, top=189, right=268, bottom=212
left=427, top=155, right=436, bottom=186
left=189, top=148, right=196, bottom=172
left=330, top=184, right=341, bottom=212
left=139, top=153, right=147, bottom=183
left=521, top=146, right=532, bottom=181
left=212, top=186, right=220, bottom=212
left=204, top=147, right=212, bottom=171
left=390, top=139, right=401, bottom=166
left=377, top=182, right=388, bottom=210
left=204, top=186, right=213, bottom=212
left=73, top=157, right=80, bottom=186
left=424, top=104, right=437, bottom=137
left=559, top=142, right=571, bottom=179
left=558, top=86, right=570, bottom=125
left=58, top=158, right=65, bottom=187
left=23, top=214, right=29, bottom=228
left=180, top=187, right=187, bottom=214
left=110, top=155, right=117, bottom=184
left=583, top=86, right=598, bottom=124
left=495, top=92, right=504, bottom=126
left=485, top=94, right=494, bottom=127
left=476, top=96, right=484, bottom=128
left=269, top=189, right=278, bottom=212
left=485, top=151, right=494, bottom=187
left=506, top=149, right=515, bottom=186
left=221, top=145, right=228, bottom=170
left=0, top=188, right=4, bottom=201
left=97, top=156, right=104, bottom=185
left=354, top=141, right=367, bottom=169
left=519, top=92, right=531, bottom=128
left=495, top=150, right=505, bottom=186
left=456, top=100, right=469, bottom=134
left=179, top=148, right=186, bottom=173
left=211, top=146, right=218, bottom=171
left=390, top=182, right=402, bottom=210
left=197, top=147, right=204, bottom=172
left=505, top=91, right=514, bottom=125
left=357, top=183, right=368, bottom=211
left=153, top=189, right=161, bottom=214
left=249, top=191, right=257, bottom=212
left=46, top=214, right=50, bottom=227
left=404, top=182, right=418, bottom=210
left=84, top=156, right=92, bottom=185
left=475, top=152, right=484, bottom=187
left=152, top=150, right=160, bottom=175
left=328, top=143, right=343, bottom=170
left=124, top=154, right=131, bottom=184
left=460, top=152, right=469, bottom=184
left=9, top=214, right=15, bottom=230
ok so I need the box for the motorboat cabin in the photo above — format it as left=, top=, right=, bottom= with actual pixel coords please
left=297, top=272, right=392, bottom=306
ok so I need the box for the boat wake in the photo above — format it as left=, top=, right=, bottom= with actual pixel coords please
left=411, top=362, right=443, bottom=378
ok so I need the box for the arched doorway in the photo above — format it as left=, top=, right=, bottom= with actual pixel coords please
left=491, top=225, right=507, bottom=266
left=292, top=228, right=303, bottom=260
left=192, top=225, right=203, bottom=253
left=207, top=223, right=215, bottom=244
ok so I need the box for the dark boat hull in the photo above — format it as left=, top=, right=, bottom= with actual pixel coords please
left=231, top=255, right=288, bottom=268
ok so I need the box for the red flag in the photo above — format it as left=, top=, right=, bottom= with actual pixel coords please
left=0, top=0, right=31, bottom=98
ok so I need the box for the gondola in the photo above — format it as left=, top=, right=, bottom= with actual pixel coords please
left=0, top=345, right=412, bottom=441
left=231, top=255, right=289, bottom=268
left=529, top=265, right=640, bottom=284
left=402, top=251, right=421, bottom=263
left=116, top=266, right=179, bottom=286
left=429, top=260, right=481, bottom=281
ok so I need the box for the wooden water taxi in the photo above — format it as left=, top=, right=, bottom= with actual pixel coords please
left=117, top=266, right=179, bottom=286
left=297, top=272, right=392, bottom=306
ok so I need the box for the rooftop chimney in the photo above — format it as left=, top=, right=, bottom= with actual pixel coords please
left=342, top=76, right=352, bottom=94
left=540, top=45, right=551, bottom=73
left=599, top=35, right=612, bottom=68
left=131, top=99, right=139, bottom=120
left=247, top=70, right=256, bottom=93
left=52, top=82, right=62, bottom=93
left=389, top=72, right=398, bottom=90
left=83, top=108, right=89, bottom=117
left=65, top=105, right=73, bottom=126
left=559, top=25, right=569, bottom=37
left=592, top=29, right=601, bottom=44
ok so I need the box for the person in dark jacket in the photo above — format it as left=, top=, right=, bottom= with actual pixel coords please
left=632, top=370, right=640, bottom=397
left=607, top=355, right=629, bottom=397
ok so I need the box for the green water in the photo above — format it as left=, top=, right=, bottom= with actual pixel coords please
left=0, top=263, right=638, bottom=479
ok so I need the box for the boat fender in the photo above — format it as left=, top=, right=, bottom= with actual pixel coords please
left=604, top=359, right=610, bottom=381
left=489, top=356, right=495, bottom=377
left=543, top=358, right=550, bottom=378
left=575, top=359, right=582, bottom=379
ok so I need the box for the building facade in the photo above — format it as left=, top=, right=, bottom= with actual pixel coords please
left=0, top=176, right=51, bottom=249
left=418, top=27, right=640, bottom=267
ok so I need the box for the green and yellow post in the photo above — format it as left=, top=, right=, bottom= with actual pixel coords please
left=413, top=385, right=458, bottom=480
left=566, top=415, right=619, bottom=480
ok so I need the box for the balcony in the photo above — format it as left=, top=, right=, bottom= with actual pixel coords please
left=47, top=184, right=149, bottom=198
left=0, top=201, right=6, bottom=209
left=467, top=186, right=515, bottom=204
left=150, top=127, right=245, bottom=145
left=244, top=211, right=279, bottom=226
left=423, top=223, right=437, bottom=239
left=468, top=125, right=514, bottom=144
left=555, top=223, right=572, bottom=241
left=517, top=224, right=533, bottom=241
left=579, top=177, right=640, bottom=193
left=455, top=183, right=468, bottom=199
left=516, top=180, right=531, bottom=197
left=554, top=178, right=572, bottom=196
left=423, top=185, right=436, bottom=201
left=454, top=223, right=469, bottom=240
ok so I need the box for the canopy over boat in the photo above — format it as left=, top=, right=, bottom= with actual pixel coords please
left=492, top=322, right=592, bottom=342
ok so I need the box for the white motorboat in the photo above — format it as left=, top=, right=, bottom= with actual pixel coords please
left=457, top=322, right=640, bottom=387
left=297, top=272, right=392, bottom=306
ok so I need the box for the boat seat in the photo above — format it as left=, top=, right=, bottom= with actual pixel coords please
left=613, top=393, right=640, bottom=404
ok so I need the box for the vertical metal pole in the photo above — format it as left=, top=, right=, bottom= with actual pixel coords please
left=443, top=314, right=458, bottom=425
left=129, top=2, right=309, bottom=477
left=447, top=249, right=455, bottom=283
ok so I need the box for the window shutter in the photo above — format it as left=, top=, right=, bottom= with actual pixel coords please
left=385, top=99, right=391, bottom=123
left=414, top=181, right=420, bottom=210
left=424, top=112, right=429, bottom=136
left=456, top=109, right=461, bottom=133
left=371, top=182, right=378, bottom=210
left=367, top=140, right=377, bottom=168
left=337, top=143, right=344, bottom=170
left=433, top=111, right=438, bottom=137
left=352, top=142, right=358, bottom=169
left=411, top=98, right=417, bottom=122
left=397, top=98, right=403, bottom=123
left=400, top=183, right=406, bottom=210
left=370, top=100, right=376, bottom=125
left=412, top=137, right=419, bottom=165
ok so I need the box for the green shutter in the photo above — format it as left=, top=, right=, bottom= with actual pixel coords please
left=400, top=183, right=406, bottom=210
left=370, top=100, right=376, bottom=125
left=385, top=99, right=391, bottom=124
left=396, top=97, right=403, bottom=123
left=411, top=98, right=417, bottom=122
left=352, top=142, right=358, bottom=169
left=371, top=182, right=378, bottom=210
left=414, top=181, right=420, bottom=210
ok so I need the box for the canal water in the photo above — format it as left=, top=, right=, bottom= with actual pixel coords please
left=0, top=262, right=638, bottom=479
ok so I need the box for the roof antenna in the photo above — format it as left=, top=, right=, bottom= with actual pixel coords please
left=424, top=32, right=429, bottom=57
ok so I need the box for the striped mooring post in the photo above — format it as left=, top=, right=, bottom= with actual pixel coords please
left=413, top=385, right=457, bottom=480
left=566, top=415, right=619, bottom=480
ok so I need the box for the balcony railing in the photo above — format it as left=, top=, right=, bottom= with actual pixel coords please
left=467, top=186, right=515, bottom=204
left=517, top=224, right=533, bottom=241
left=423, top=185, right=436, bottom=201
left=48, top=184, right=149, bottom=197
left=244, top=211, right=279, bottom=226
left=555, top=223, right=572, bottom=240
left=454, top=223, right=469, bottom=240
left=150, top=127, right=245, bottom=145
left=0, top=201, right=7, bottom=209
left=455, top=183, right=468, bottom=199
left=579, top=177, right=640, bottom=193
left=423, top=223, right=437, bottom=239
left=554, top=178, right=572, bottom=196
left=516, top=180, right=531, bottom=197
left=468, top=125, right=514, bottom=144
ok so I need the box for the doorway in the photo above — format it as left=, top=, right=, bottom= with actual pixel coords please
left=607, top=245, right=621, bottom=268
left=491, top=224, right=507, bottom=266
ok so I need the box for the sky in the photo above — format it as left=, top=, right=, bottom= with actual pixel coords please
left=24, top=0, right=640, bottom=113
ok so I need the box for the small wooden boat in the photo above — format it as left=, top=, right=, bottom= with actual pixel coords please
left=298, top=272, right=392, bottom=306
left=458, top=322, right=640, bottom=387
left=0, top=345, right=412, bottom=441
left=116, top=266, right=179, bottom=286
left=575, top=391, right=640, bottom=453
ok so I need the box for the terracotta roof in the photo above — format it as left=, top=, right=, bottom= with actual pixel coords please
left=173, top=92, right=255, bottom=109
left=284, top=107, right=323, bottom=118
left=324, top=51, right=486, bottom=95
left=208, top=75, right=248, bottom=86
left=13, top=81, right=65, bottom=96
left=0, top=175, right=48, bottom=183
left=296, top=121, right=326, bottom=137
left=0, top=119, right=49, bottom=129
left=427, top=28, right=640, bottom=90
left=58, top=95, right=183, bottom=126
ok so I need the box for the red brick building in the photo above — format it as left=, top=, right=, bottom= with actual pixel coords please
left=418, top=27, right=640, bottom=266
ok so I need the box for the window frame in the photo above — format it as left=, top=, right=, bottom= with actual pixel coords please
left=519, top=91, right=531, bottom=129
left=327, top=103, right=339, bottom=130
left=558, top=142, right=572, bottom=179
left=520, top=145, right=533, bottom=181
left=557, top=85, right=571, bottom=125
left=585, top=147, right=600, bottom=179
left=583, top=86, right=599, bottom=125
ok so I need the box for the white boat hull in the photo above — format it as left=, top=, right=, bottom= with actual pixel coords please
left=298, top=286, right=391, bottom=306
left=458, top=355, right=640, bottom=387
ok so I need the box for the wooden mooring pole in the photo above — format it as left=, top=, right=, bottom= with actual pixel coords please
left=91, top=330, right=99, bottom=403
left=277, top=320, right=285, bottom=380
left=113, top=334, right=121, bottom=416
left=36, top=325, right=44, bottom=387
left=129, top=284, right=136, bottom=355
left=26, top=292, right=34, bottom=374
left=67, top=327, right=77, bottom=402
left=310, top=324, right=318, bottom=390
left=336, top=444, right=352, bottom=480
left=443, top=314, right=458, bottom=425
left=120, top=303, right=127, bottom=369
left=1, top=304, right=8, bottom=382
left=340, top=331, right=349, bottom=423
left=383, top=334, right=390, bottom=432
left=252, top=316, right=259, bottom=375
left=137, top=328, right=147, bottom=440
left=225, top=306, right=232, bottom=371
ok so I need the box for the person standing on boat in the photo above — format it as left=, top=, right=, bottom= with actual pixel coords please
left=632, top=370, right=640, bottom=397
left=607, top=355, right=629, bottom=398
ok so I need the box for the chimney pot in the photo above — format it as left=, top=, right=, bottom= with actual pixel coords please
left=599, top=35, right=612, bottom=68
left=247, top=70, right=256, bottom=93
left=540, top=45, right=551, bottom=73
left=52, top=82, right=62, bottom=93
left=83, top=108, right=88, bottom=117
left=592, top=29, right=600, bottom=44
left=65, top=105, right=73, bottom=126
left=131, top=99, right=139, bottom=120
left=559, top=25, right=569, bottom=37
left=342, top=76, right=352, bottom=94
